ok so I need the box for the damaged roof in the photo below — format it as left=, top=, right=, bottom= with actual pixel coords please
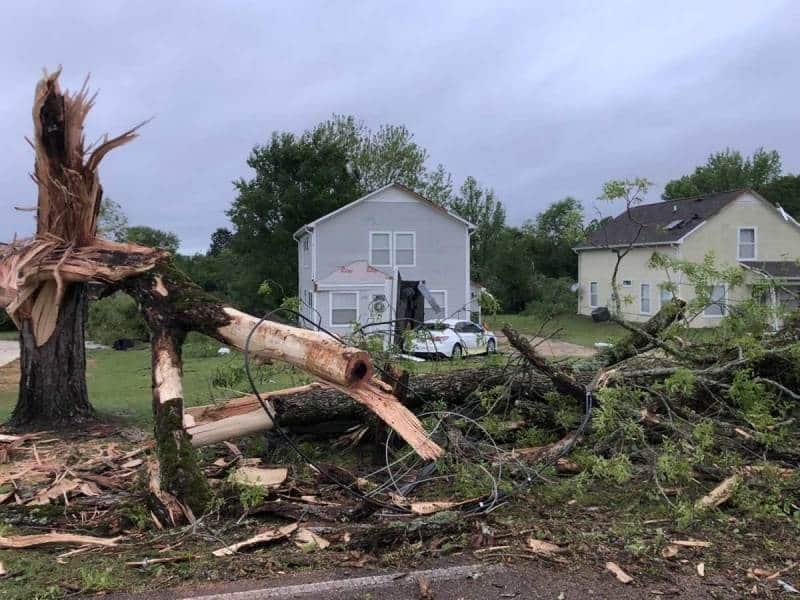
left=574, top=189, right=749, bottom=250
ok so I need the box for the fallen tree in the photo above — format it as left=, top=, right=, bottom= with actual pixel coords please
left=0, top=70, right=442, bottom=513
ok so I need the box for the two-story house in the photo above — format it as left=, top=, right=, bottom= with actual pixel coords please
left=293, top=183, right=478, bottom=337
left=573, top=189, right=800, bottom=326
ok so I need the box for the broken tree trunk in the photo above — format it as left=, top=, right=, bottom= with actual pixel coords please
left=0, top=70, right=143, bottom=428
left=11, top=282, right=93, bottom=427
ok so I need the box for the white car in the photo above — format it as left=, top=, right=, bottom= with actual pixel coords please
left=406, top=318, right=497, bottom=359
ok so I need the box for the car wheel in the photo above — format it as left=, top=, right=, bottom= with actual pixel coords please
left=486, top=339, right=496, bottom=354
left=451, top=343, right=463, bottom=360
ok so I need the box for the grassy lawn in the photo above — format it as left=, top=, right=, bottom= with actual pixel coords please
left=488, top=312, right=625, bottom=347
left=0, top=332, right=499, bottom=427
left=0, top=330, right=18, bottom=341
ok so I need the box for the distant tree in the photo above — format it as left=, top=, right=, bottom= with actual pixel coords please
left=448, top=176, right=506, bottom=284
left=316, top=115, right=429, bottom=192
left=484, top=227, right=536, bottom=313
left=227, top=129, right=362, bottom=310
left=421, top=163, right=454, bottom=206
left=757, top=174, right=800, bottom=219
left=525, top=197, right=584, bottom=279
left=125, top=226, right=180, bottom=254
left=97, top=198, right=128, bottom=242
left=663, top=148, right=782, bottom=199
left=209, top=227, right=233, bottom=256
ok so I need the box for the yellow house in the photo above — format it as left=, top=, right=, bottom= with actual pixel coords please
left=573, top=189, right=800, bottom=326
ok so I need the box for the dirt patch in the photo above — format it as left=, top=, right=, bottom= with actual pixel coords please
left=496, top=334, right=596, bottom=358
left=0, top=359, right=19, bottom=392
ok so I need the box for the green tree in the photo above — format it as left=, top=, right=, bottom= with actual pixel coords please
left=525, top=197, right=584, bottom=279
left=316, top=115, right=429, bottom=192
left=448, top=176, right=506, bottom=283
left=125, top=226, right=180, bottom=254
left=227, top=129, right=362, bottom=310
left=483, top=227, right=536, bottom=313
left=97, top=198, right=129, bottom=241
left=758, top=174, right=800, bottom=220
left=663, top=148, right=782, bottom=199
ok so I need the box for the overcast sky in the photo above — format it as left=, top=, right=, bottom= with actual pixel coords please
left=1, top=1, right=798, bottom=252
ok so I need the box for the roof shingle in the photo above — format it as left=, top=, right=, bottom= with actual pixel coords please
left=575, top=190, right=747, bottom=249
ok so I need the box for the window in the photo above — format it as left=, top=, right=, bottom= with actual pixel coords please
left=640, top=283, right=651, bottom=315
left=659, top=284, right=673, bottom=306
left=394, top=232, right=415, bottom=266
left=302, top=236, right=310, bottom=268
left=370, top=232, right=391, bottom=266
left=589, top=282, right=599, bottom=307
left=704, top=285, right=727, bottom=317
left=738, top=227, right=756, bottom=260
left=424, top=290, right=447, bottom=320
left=622, top=279, right=632, bottom=288
left=331, top=292, right=358, bottom=325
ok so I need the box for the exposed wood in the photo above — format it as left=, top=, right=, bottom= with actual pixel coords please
left=695, top=474, right=739, bottom=510
left=218, top=308, right=372, bottom=387
left=212, top=523, right=298, bottom=557
left=599, top=299, right=686, bottom=366
left=0, top=532, right=121, bottom=549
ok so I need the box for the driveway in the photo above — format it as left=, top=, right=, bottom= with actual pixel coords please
left=0, top=340, right=19, bottom=368
left=495, top=333, right=596, bottom=358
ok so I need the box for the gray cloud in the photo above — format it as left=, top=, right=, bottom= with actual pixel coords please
left=1, top=0, right=798, bottom=251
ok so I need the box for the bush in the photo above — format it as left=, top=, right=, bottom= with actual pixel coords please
left=522, top=275, right=576, bottom=317
left=87, top=292, right=148, bottom=345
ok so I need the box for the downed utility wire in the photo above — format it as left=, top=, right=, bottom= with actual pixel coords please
left=243, top=309, right=592, bottom=517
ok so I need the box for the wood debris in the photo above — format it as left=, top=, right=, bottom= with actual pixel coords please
left=229, top=466, right=288, bottom=489
left=294, top=528, right=330, bottom=551
left=670, top=539, right=711, bottom=548
left=526, top=538, right=566, bottom=556
left=606, top=561, right=633, bottom=584
left=696, top=562, right=705, bottom=577
left=0, top=533, right=121, bottom=549
left=212, top=523, right=298, bottom=556
left=661, top=544, right=680, bottom=558
left=695, top=474, right=739, bottom=509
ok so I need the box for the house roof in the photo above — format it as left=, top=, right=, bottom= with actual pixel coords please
left=293, top=183, right=475, bottom=239
left=740, top=260, right=800, bottom=280
left=574, top=189, right=749, bottom=250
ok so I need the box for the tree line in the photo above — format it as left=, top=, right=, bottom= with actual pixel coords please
left=50, top=123, right=799, bottom=339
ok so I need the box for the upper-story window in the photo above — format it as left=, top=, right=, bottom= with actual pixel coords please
left=302, top=236, right=310, bottom=268
left=370, top=232, right=391, bottom=266
left=394, top=232, right=416, bottom=266
left=737, top=227, right=756, bottom=260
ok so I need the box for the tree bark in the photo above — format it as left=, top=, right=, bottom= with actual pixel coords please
left=10, top=282, right=93, bottom=427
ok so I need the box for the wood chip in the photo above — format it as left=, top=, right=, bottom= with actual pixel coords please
left=0, top=533, right=121, bottom=549
left=526, top=538, right=566, bottom=556
left=696, top=562, right=705, bottom=577
left=661, top=544, right=680, bottom=558
left=121, top=458, right=143, bottom=469
left=27, top=478, right=79, bottom=505
left=229, top=467, right=288, bottom=489
left=606, top=561, right=633, bottom=584
left=418, top=575, right=434, bottom=600
left=671, top=539, right=711, bottom=548
left=0, top=561, right=6, bottom=577
left=696, top=475, right=739, bottom=509
left=212, top=523, right=298, bottom=556
left=294, top=528, right=330, bottom=551
left=126, top=556, right=191, bottom=568
left=409, top=501, right=458, bottom=515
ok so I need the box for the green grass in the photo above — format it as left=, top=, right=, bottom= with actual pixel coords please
left=0, top=332, right=490, bottom=427
left=487, top=312, right=625, bottom=347
left=0, top=333, right=313, bottom=426
left=0, top=330, right=18, bottom=341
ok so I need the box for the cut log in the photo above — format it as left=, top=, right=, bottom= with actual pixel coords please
left=600, top=299, right=686, bottom=365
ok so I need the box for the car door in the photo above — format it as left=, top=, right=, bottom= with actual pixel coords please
left=463, top=322, right=486, bottom=354
left=453, top=321, right=477, bottom=354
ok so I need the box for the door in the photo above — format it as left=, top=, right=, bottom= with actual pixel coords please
left=454, top=321, right=484, bottom=355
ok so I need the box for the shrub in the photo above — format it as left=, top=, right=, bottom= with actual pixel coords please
left=87, top=292, right=148, bottom=345
left=522, top=275, right=576, bottom=317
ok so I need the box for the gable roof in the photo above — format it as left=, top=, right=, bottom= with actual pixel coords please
left=293, top=183, right=475, bottom=239
left=574, top=189, right=749, bottom=250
